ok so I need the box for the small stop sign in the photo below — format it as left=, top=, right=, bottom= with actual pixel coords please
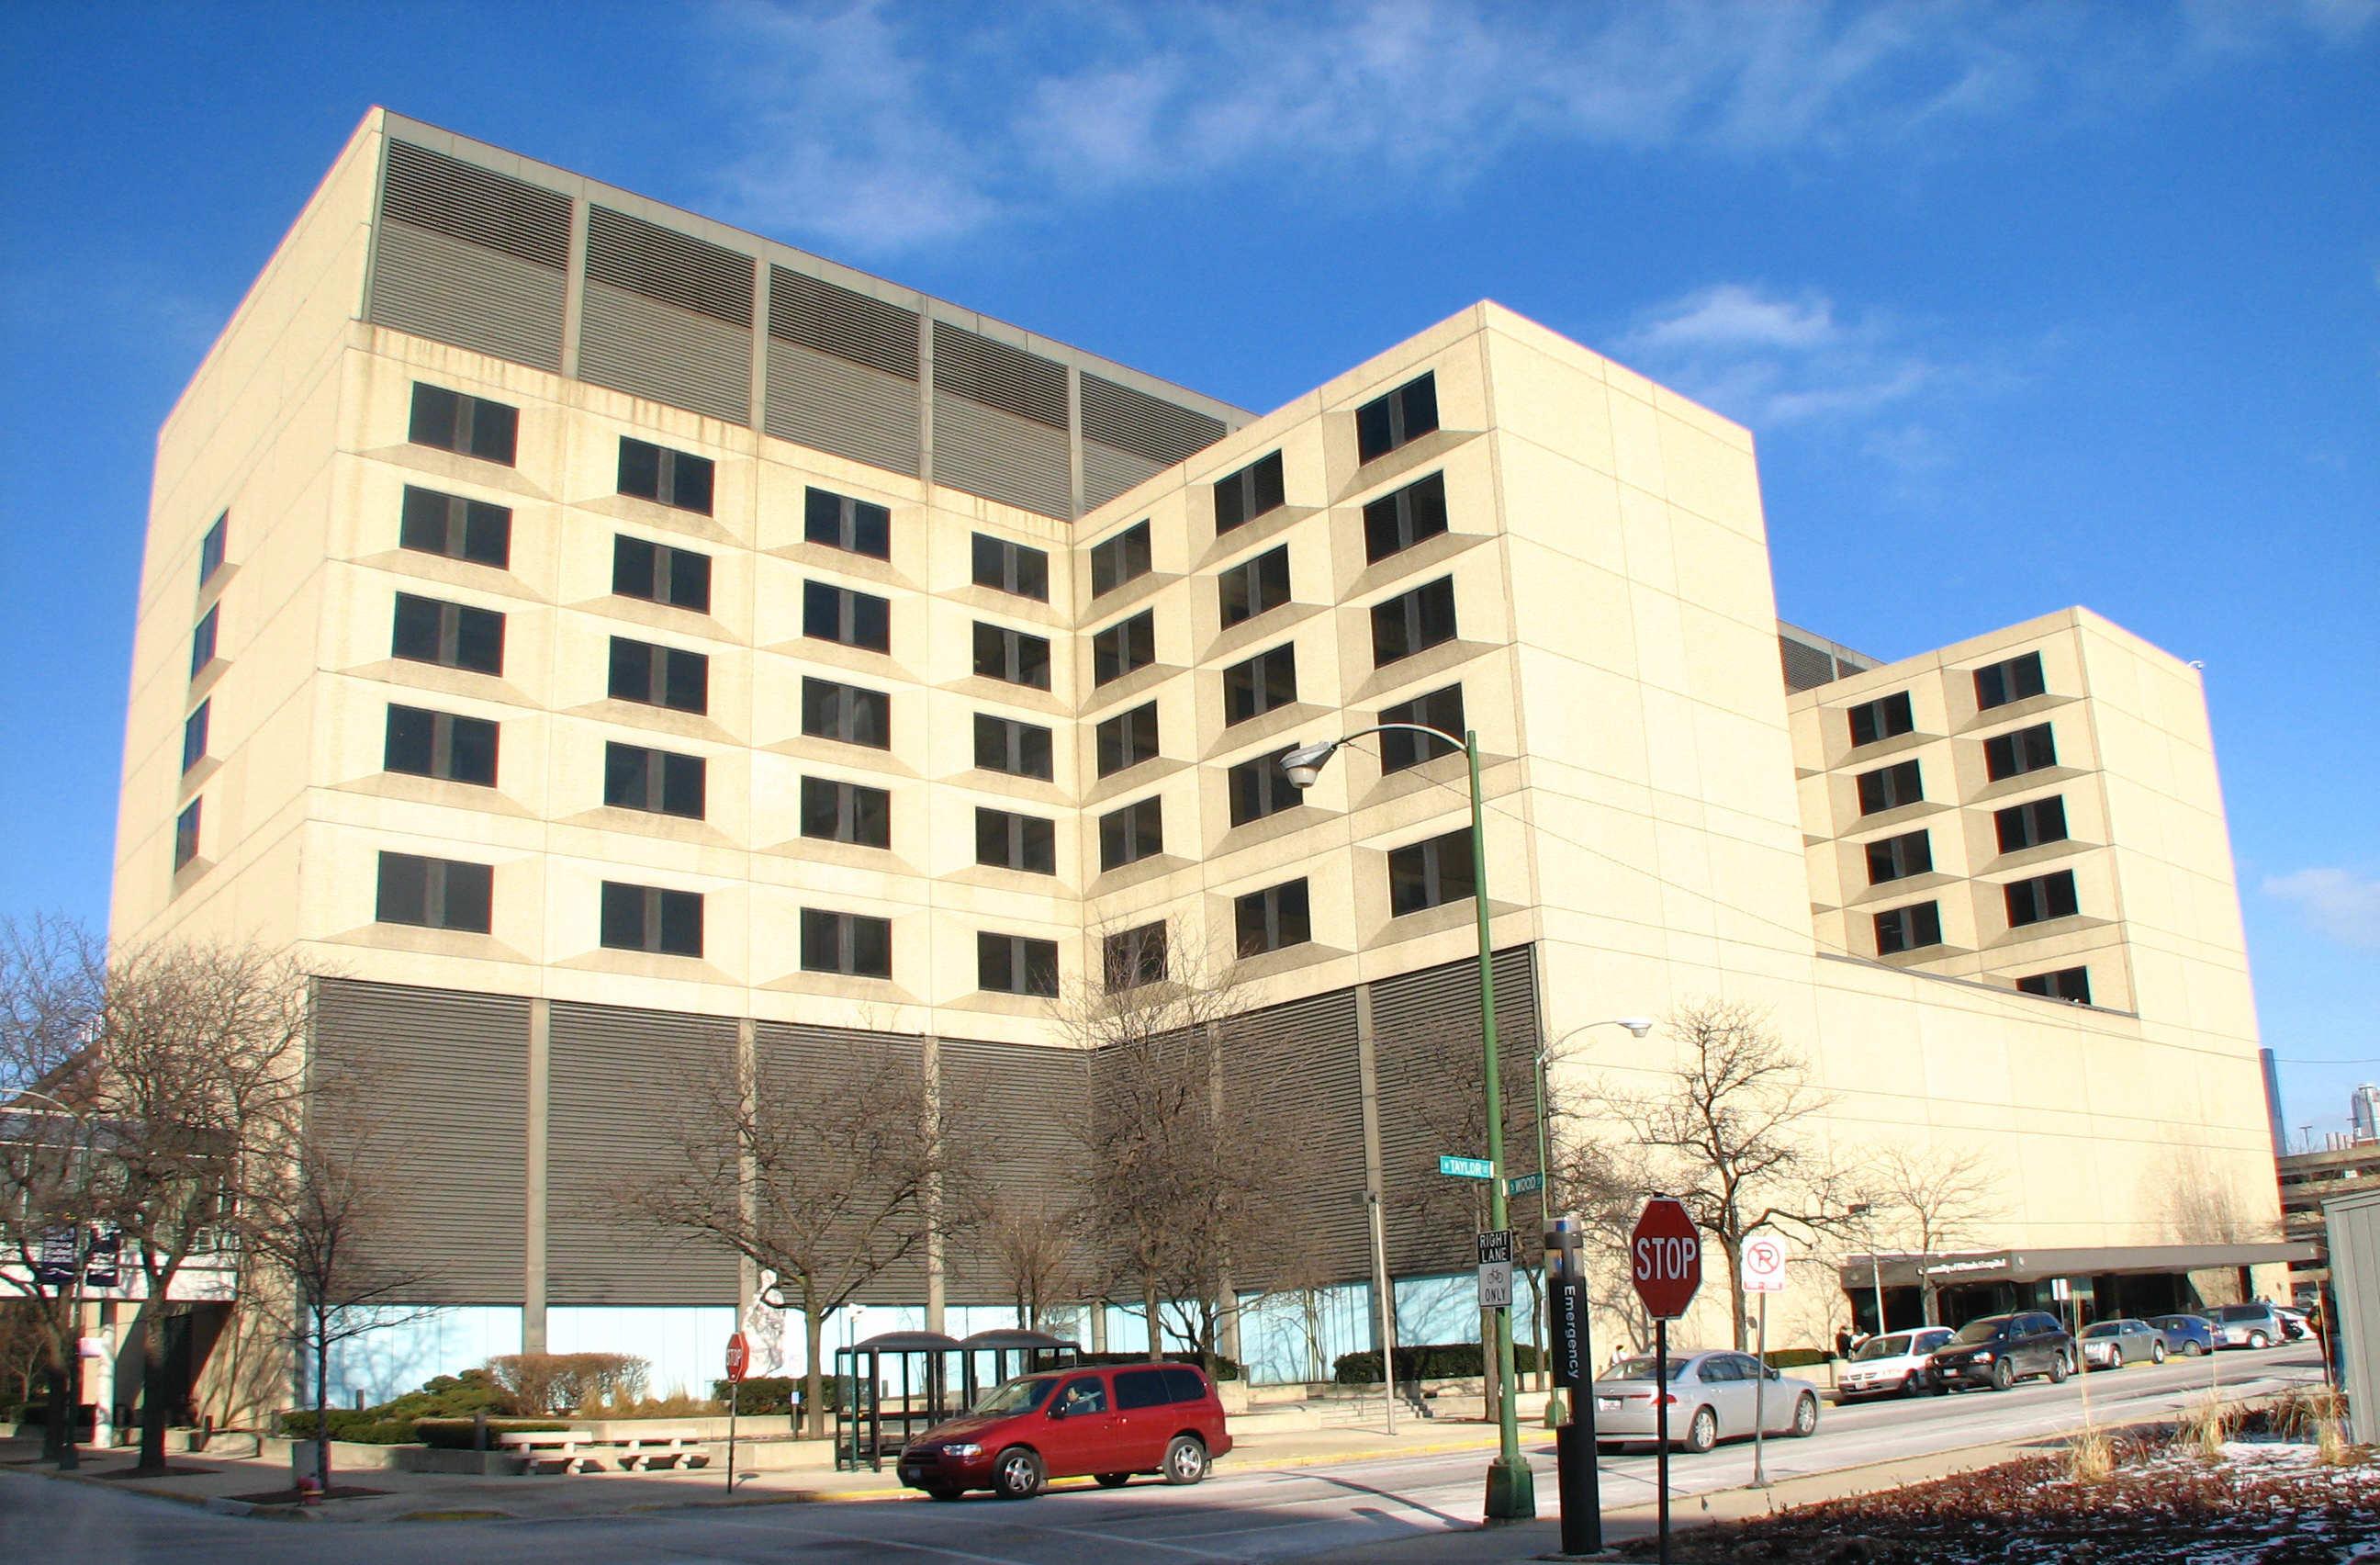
left=724, top=1330, right=751, bottom=1383
left=1630, top=1197, right=1702, bottom=1320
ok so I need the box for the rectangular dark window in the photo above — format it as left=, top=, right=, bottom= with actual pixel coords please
left=1092, top=611, right=1157, bottom=686
left=1362, top=471, right=1451, bottom=564
left=1370, top=577, right=1457, bottom=666
left=612, top=535, right=712, bottom=612
left=1228, top=748, right=1301, bottom=828
left=974, top=714, right=1054, bottom=779
left=384, top=704, right=499, bottom=787
left=1356, top=371, right=1440, bottom=463
left=1847, top=691, right=1914, bottom=748
left=375, top=851, right=493, bottom=933
left=1235, top=878, right=1311, bottom=956
left=1218, top=545, right=1292, bottom=628
left=608, top=636, right=709, bottom=714
left=1223, top=645, right=1297, bottom=726
left=973, top=622, right=1051, bottom=689
left=803, top=485, right=891, bottom=558
left=800, top=776, right=892, bottom=848
left=2016, top=967, right=2092, bottom=1004
left=801, top=908, right=891, bottom=978
left=1387, top=828, right=1474, bottom=917
left=392, top=592, right=504, bottom=675
left=409, top=382, right=518, bottom=465
left=198, top=513, right=228, bottom=587
left=802, top=677, right=890, bottom=749
left=1090, top=521, right=1153, bottom=597
left=1994, top=794, right=2070, bottom=853
left=181, top=702, right=209, bottom=774
left=173, top=801, right=201, bottom=871
left=804, top=580, right=892, bottom=652
left=1855, top=759, right=1923, bottom=816
left=1095, top=703, right=1159, bottom=778
left=1378, top=684, right=1465, bottom=773
left=601, top=881, right=704, bottom=957
left=975, top=807, right=1056, bottom=874
left=978, top=932, right=1060, bottom=997
left=1873, top=900, right=1943, bottom=955
left=191, top=605, right=219, bottom=681
left=2004, top=870, right=2080, bottom=928
left=617, top=437, right=714, bottom=514
left=1974, top=651, right=2047, bottom=711
left=1104, top=922, right=1167, bottom=991
left=1212, top=450, right=1286, bottom=534
left=1098, top=796, right=1163, bottom=872
left=401, top=484, right=512, bottom=569
left=1983, top=723, right=2058, bottom=782
left=605, top=741, right=707, bottom=819
left=971, top=534, right=1049, bottom=601
left=1864, top=829, right=1933, bottom=885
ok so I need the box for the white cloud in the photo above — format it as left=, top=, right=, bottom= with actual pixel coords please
left=2263, top=868, right=2380, bottom=951
left=1614, top=282, right=1937, bottom=429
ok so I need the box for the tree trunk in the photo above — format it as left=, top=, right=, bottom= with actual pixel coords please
left=134, top=1304, right=170, bottom=1475
left=43, top=1355, right=70, bottom=1465
left=1142, top=1278, right=1162, bottom=1361
left=802, top=1293, right=827, bottom=1442
left=313, top=1304, right=331, bottom=1494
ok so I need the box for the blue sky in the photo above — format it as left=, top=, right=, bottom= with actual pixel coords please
left=1, top=2, right=2373, bottom=1135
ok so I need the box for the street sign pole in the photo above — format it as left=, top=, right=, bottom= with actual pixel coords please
left=1630, top=1196, right=1702, bottom=1565
left=1656, top=1316, right=1671, bottom=1565
left=1740, top=1233, right=1790, bottom=1492
left=724, top=1330, right=751, bottom=1493
left=1752, top=1300, right=1768, bottom=1489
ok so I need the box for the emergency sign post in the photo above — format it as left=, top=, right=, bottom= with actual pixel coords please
left=1631, top=1197, right=1702, bottom=1565
left=724, top=1330, right=751, bottom=1492
left=1544, top=1214, right=1602, bottom=1556
left=1740, top=1233, right=1791, bottom=1489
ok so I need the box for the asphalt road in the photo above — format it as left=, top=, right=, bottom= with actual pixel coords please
left=0, top=1345, right=2324, bottom=1565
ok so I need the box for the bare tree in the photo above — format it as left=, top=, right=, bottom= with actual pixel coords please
left=971, top=1189, right=1085, bottom=1334
left=1868, top=1143, right=1998, bottom=1324
left=2159, top=1148, right=2281, bottom=1249
left=1554, top=1137, right=1661, bottom=1357
left=1595, top=1002, right=1865, bottom=1351
left=632, top=1045, right=950, bottom=1438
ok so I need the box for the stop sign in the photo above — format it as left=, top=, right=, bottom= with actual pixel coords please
left=1630, top=1197, right=1702, bottom=1320
left=724, top=1330, right=751, bottom=1383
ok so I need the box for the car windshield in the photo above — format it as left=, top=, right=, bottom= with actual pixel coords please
left=1854, top=1334, right=1915, bottom=1360
left=2211, top=1305, right=2267, bottom=1323
left=1601, top=1357, right=1682, bottom=1382
left=971, top=1376, right=1058, bottom=1415
left=2082, top=1323, right=2122, bottom=1338
left=1951, top=1317, right=2008, bottom=1345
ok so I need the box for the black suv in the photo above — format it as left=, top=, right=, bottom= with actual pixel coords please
left=1928, top=1312, right=2074, bottom=1392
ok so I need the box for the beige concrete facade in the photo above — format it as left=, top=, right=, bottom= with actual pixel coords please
left=111, top=110, right=2282, bottom=1368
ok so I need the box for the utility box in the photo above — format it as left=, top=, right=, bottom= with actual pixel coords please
left=2323, top=1186, right=2380, bottom=1444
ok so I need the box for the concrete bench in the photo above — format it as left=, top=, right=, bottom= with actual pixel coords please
left=616, top=1431, right=710, bottom=1471
left=498, top=1430, right=603, bottom=1474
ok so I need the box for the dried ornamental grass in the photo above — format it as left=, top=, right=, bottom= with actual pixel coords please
left=2062, top=1426, right=2115, bottom=1484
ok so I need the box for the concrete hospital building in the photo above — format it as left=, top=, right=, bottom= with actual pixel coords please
left=107, top=110, right=2293, bottom=1405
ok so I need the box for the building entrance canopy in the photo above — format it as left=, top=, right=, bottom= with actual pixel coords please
left=1841, top=1241, right=2315, bottom=1291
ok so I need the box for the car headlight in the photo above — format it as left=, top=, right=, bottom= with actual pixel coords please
left=1972, top=1351, right=1993, bottom=1364
left=946, top=1443, right=980, bottom=1458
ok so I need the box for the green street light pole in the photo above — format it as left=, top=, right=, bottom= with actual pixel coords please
left=1281, top=724, right=1532, bottom=1521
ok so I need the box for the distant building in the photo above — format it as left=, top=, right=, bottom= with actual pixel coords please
left=2352, top=1083, right=2380, bottom=1143
left=2279, top=1137, right=2380, bottom=1300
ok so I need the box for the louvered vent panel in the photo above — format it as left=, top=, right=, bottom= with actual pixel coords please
left=369, top=218, right=567, bottom=369
left=754, top=1024, right=932, bottom=1305
left=578, top=277, right=753, bottom=424
left=766, top=340, right=921, bottom=475
left=313, top=979, right=530, bottom=1303
left=586, top=206, right=753, bottom=327
left=932, top=322, right=1066, bottom=428
left=933, top=390, right=1072, bottom=518
left=546, top=1002, right=739, bottom=1304
left=1218, top=990, right=1368, bottom=1289
left=1082, top=440, right=1165, bottom=510
left=382, top=141, right=571, bottom=268
left=939, top=1039, right=1090, bottom=1307
left=769, top=266, right=918, bottom=379
left=1082, top=373, right=1225, bottom=465
left=1779, top=634, right=1837, bottom=693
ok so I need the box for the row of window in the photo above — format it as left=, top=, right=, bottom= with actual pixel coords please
left=1871, top=868, right=2083, bottom=954
left=1852, top=722, right=2060, bottom=816
left=177, top=512, right=232, bottom=874
left=1860, top=794, right=2072, bottom=885
left=1842, top=651, right=2050, bottom=749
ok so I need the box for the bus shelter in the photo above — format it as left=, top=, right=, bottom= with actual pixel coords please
left=960, top=1327, right=1080, bottom=1408
left=834, top=1330, right=963, bottom=1472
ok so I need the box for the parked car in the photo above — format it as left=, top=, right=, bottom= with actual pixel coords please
left=1928, top=1312, right=2074, bottom=1391
left=1832, top=1328, right=1955, bottom=1402
left=2207, top=1302, right=2288, bottom=1350
left=2274, top=1306, right=2312, bottom=1342
left=895, top=1362, right=1232, bottom=1500
left=2079, top=1318, right=2167, bottom=1370
left=2149, top=1313, right=2217, bottom=1357
left=1590, top=1350, right=1822, bottom=1454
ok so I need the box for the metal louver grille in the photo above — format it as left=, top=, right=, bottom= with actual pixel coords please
left=577, top=207, right=756, bottom=425
left=368, top=141, right=569, bottom=370
left=932, top=323, right=1066, bottom=427
left=1083, top=374, right=1225, bottom=464
left=586, top=206, right=753, bottom=327
left=547, top=1001, right=740, bottom=1304
left=939, top=1038, right=1089, bottom=1306
left=1779, top=634, right=1838, bottom=692
left=931, top=325, right=1071, bottom=516
left=312, top=979, right=530, bottom=1303
left=754, top=1023, right=931, bottom=1304
left=1219, top=990, right=1367, bottom=1288
left=765, top=265, right=921, bottom=474
left=383, top=141, right=571, bottom=267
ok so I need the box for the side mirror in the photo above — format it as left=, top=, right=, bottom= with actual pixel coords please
left=1767, top=1367, right=1781, bottom=1380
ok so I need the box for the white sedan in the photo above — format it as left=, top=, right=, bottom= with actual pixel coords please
left=1590, top=1349, right=1823, bottom=1454
left=1833, top=1327, right=1955, bottom=1402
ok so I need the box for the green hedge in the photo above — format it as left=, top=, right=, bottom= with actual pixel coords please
left=1333, top=1344, right=1544, bottom=1384
left=710, top=1376, right=857, bottom=1414
left=416, top=1417, right=571, bottom=1449
left=1762, top=1348, right=1831, bottom=1369
left=278, top=1410, right=416, bottom=1445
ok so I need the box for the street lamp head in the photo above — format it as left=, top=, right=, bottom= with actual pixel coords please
left=1617, top=1018, right=1654, bottom=1038
left=1278, top=739, right=1341, bottom=790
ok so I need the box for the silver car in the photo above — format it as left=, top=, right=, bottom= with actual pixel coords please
left=2208, top=1302, right=2287, bottom=1349
left=2079, top=1317, right=2167, bottom=1369
left=1590, top=1350, right=1822, bottom=1454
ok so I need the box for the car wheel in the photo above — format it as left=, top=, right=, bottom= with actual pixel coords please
left=2049, top=1353, right=2071, bottom=1384
left=1683, top=1405, right=1718, bottom=1454
left=1991, top=1359, right=2015, bottom=1391
left=2184, top=1340, right=2205, bottom=1357
left=2106, top=1347, right=2123, bottom=1370
left=1902, top=1372, right=1924, bottom=1397
left=924, top=1482, right=965, bottom=1502
left=1791, top=1394, right=1820, bottom=1438
left=992, top=1447, right=1044, bottom=1501
left=1162, top=1436, right=1209, bottom=1486
left=2151, top=1341, right=2167, bottom=1365
left=1094, top=1472, right=1131, bottom=1489
left=2249, top=1332, right=2270, bottom=1350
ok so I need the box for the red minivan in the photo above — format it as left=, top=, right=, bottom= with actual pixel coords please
left=896, top=1362, right=1233, bottom=1500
